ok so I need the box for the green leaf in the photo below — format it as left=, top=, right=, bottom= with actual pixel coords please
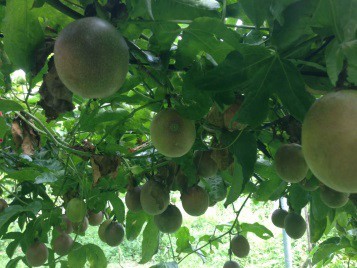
left=240, top=222, right=274, bottom=240
left=107, top=193, right=125, bottom=223
left=6, top=256, right=23, bottom=268
left=309, top=212, right=327, bottom=243
left=6, top=239, right=20, bottom=259
left=239, top=0, right=272, bottom=27
left=325, top=40, right=344, bottom=85
left=312, top=243, right=344, bottom=265
left=85, top=244, right=108, bottom=268
left=129, top=0, right=154, bottom=20
left=222, top=164, right=244, bottom=207
left=140, top=217, right=160, bottom=264
left=68, top=244, right=86, bottom=268
left=149, top=22, right=181, bottom=52
left=0, top=205, right=24, bottom=230
left=270, top=0, right=300, bottom=25
left=35, top=172, right=58, bottom=184
left=2, top=0, right=44, bottom=71
left=176, top=17, right=241, bottom=68
left=126, top=210, right=147, bottom=241
left=310, top=190, right=332, bottom=220
left=5, top=169, right=42, bottom=182
left=0, top=100, right=24, bottom=112
left=0, top=117, right=7, bottom=138
left=288, top=183, right=309, bottom=212
left=341, top=40, right=357, bottom=84
left=175, top=227, right=193, bottom=253
left=150, top=262, right=179, bottom=268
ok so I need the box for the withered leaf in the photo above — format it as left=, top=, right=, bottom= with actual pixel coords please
left=90, top=155, right=121, bottom=185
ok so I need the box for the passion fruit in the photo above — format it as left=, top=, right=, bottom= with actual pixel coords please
left=125, top=186, right=143, bottom=212
left=230, top=235, right=250, bottom=258
left=320, top=186, right=349, bottom=208
left=26, top=241, right=48, bottom=267
left=66, top=198, right=87, bottom=223
left=181, top=186, right=209, bottom=216
left=284, top=212, right=306, bottom=239
left=104, top=221, right=125, bottom=247
left=140, top=180, right=170, bottom=215
left=154, top=204, right=183, bottom=233
left=194, top=150, right=218, bottom=178
left=271, top=208, right=288, bottom=228
left=53, top=233, right=73, bottom=256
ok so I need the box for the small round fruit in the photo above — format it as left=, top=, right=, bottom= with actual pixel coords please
left=150, top=109, right=196, bottom=158
left=26, top=241, right=49, bottom=267
left=88, top=211, right=104, bottom=226
left=0, top=198, right=8, bottom=213
left=104, top=221, right=125, bottom=247
left=98, top=219, right=112, bottom=243
left=223, top=260, right=240, bottom=268
left=194, top=150, right=218, bottom=178
left=66, top=198, right=86, bottom=223
left=154, top=205, right=182, bottom=233
left=271, top=209, right=288, bottom=228
left=299, top=177, right=319, bottom=191
left=56, top=215, right=73, bottom=234
left=320, top=186, right=349, bottom=208
left=275, top=144, right=308, bottom=183
left=125, top=186, right=142, bottom=212
left=140, top=180, right=170, bottom=215
left=230, top=235, right=250, bottom=258
left=181, top=186, right=209, bottom=216
left=302, top=90, right=357, bottom=193
left=73, top=217, right=89, bottom=235
left=284, top=212, right=306, bottom=239
left=54, top=17, right=129, bottom=99
left=53, top=233, right=73, bottom=256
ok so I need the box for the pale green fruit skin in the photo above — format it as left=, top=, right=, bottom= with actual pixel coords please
left=104, top=222, right=125, bottom=247
left=140, top=180, right=170, bottom=215
left=26, top=242, right=49, bottom=267
left=271, top=209, right=288, bottom=228
left=98, top=219, right=112, bottom=243
left=150, top=109, right=196, bottom=158
left=154, top=205, right=183, bottom=233
left=66, top=198, right=87, bottom=223
left=194, top=150, right=218, bottom=178
left=320, top=186, right=349, bottom=208
left=54, top=17, right=129, bottom=99
left=284, top=212, right=306, bottom=239
left=223, top=260, right=240, bottom=268
left=302, top=90, right=357, bottom=193
left=275, top=144, right=308, bottom=183
left=53, top=233, right=73, bottom=256
left=181, top=186, right=209, bottom=216
left=230, top=235, right=250, bottom=258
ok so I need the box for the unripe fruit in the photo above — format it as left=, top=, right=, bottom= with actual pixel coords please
left=223, top=260, right=240, bottom=268
left=140, top=180, right=170, bottom=215
left=320, top=186, right=349, bottom=208
left=230, top=235, right=250, bottom=258
left=104, top=221, right=125, bottom=247
left=194, top=150, right=218, bottom=178
left=53, top=233, right=73, bottom=256
left=66, top=198, right=86, bottom=223
left=88, top=211, right=104, bottom=226
left=125, top=186, right=143, bottom=212
left=56, top=214, right=73, bottom=234
left=54, top=17, right=129, bottom=99
left=26, top=241, right=48, bottom=267
left=98, top=219, right=112, bottom=243
left=73, top=217, right=89, bottom=235
left=275, top=144, right=308, bottom=183
left=181, top=186, right=209, bottom=216
left=154, top=205, right=183, bottom=233
left=150, top=109, right=196, bottom=158
left=284, top=212, right=306, bottom=239
left=302, top=90, right=357, bottom=193
left=0, top=198, right=8, bottom=213
left=271, top=209, right=288, bottom=228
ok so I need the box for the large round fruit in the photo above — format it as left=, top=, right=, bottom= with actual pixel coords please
left=230, top=235, right=250, bottom=258
left=88, top=211, right=104, bottom=226
left=66, top=198, right=86, bottom=223
left=104, top=221, right=125, bottom=247
left=53, top=233, right=73, bottom=256
left=181, top=186, right=209, bottom=216
left=140, top=180, right=170, bottom=215
left=223, top=260, right=240, bottom=268
left=194, top=150, right=218, bottom=178
left=54, top=17, right=129, bottom=99
left=320, top=186, right=349, bottom=208
left=150, top=109, right=196, bottom=158
left=56, top=215, right=73, bottom=234
left=271, top=209, right=288, bottom=228
left=302, top=90, right=357, bottom=193
left=73, top=216, right=89, bottom=235
left=154, top=205, right=183, bottom=233
left=0, top=198, right=8, bottom=213
left=26, top=241, right=49, bottom=267
left=284, top=212, right=306, bottom=239
left=125, top=186, right=143, bottom=212
left=275, top=144, right=308, bottom=183
left=98, top=219, right=112, bottom=243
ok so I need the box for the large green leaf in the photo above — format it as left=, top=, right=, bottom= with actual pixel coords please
left=222, top=164, right=244, bottom=207
left=107, top=193, right=126, bottom=223
left=239, top=0, right=272, bottom=27
left=175, top=226, right=193, bottom=253
left=288, top=183, right=309, bottom=212
left=325, top=39, right=344, bottom=85
left=85, top=244, right=108, bottom=268
left=126, top=210, right=147, bottom=241
left=240, top=222, right=274, bottom=240
left=2, top=0, right=44, bottom=71
left=0, top=100, right=23, bottom=112
left=140, top=217, right=160, bottom=264
left=68, top=244, right=86, bottom=268
left=270, top=0, right=301, bottom=25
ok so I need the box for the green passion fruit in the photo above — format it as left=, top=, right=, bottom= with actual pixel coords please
left=271, top=209, right=288, bottom=228
left=154, top=204, right=183, bottom=233
left=181, top=186, right=209, bottom=216
left=26, top=241, right=49, bottom=267
left=320, top=186, right=349, bottom=208
left=284, top=212, right=306, bottom=239
left=140, top=180, right=170, bottom=215
left=230, top=235, right=250, bottom=258
left=66, top=198, right=87, bottom=223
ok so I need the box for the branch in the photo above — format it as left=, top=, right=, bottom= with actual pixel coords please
left=45, top=0, right=83, bottom=20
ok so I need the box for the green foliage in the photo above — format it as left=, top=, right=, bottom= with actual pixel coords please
left=0, top=0, right=356, bottom=267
